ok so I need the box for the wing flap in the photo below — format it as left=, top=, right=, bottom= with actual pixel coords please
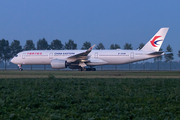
left=86, top=58, right=107, bottom=66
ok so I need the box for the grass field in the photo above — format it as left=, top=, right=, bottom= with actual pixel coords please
left=0, top=77, right=180, bottom=119
left=0, top=70, right=180, bottom=78
left=0, top=71, right=180, bottom=119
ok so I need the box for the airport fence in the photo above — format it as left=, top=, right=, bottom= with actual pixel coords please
left=1, top=61, right=180, bottom=71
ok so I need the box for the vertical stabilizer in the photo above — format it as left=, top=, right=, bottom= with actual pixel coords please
left=141, top=28, right=169, bottom=51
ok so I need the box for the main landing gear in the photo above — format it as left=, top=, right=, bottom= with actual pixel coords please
left=18, top=64, right=23, bottom=71
left=86, top=68, right=96, bottom=71
left=78, top=67, right=96, bottom=71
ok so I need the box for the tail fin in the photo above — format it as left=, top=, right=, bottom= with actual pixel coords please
left=141, top=27, right=169, bottom=51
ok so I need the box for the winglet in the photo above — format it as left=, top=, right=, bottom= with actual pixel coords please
left=88, top=44, right=96, bottom=51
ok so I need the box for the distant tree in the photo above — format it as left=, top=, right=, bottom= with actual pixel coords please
left=37, top=38, right=49, bottom=50
left=50, top=39, right=64, bottom=50
left=124, top=43, right=133, bottom=50
left=0, top=39, right=11, bottom=70
left=10, top=40, right=22, bottom=58
left=137, top=43, right=144, bottom=50
left=110, top=44, right=120, bottom=49
left=64, top=39, right=77, bottom=50
left=178, top=50, right=180, bottom=58
left=110, top=44, right=114, bottom=49
left=154, top=48, right=163, bottom=70
left=24, top=40, right=36, bottom=50
left=96, top=43, right=105, bottom=50
left=81, top=41, right=91, bottom=50
left=164, top=45, right=174, bottom=70
left=114, top=44, right=120, bottom=49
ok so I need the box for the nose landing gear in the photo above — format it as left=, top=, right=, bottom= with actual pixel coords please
left=18, top=64, right=23, bottom=71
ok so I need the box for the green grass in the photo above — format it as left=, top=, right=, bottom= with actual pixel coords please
left=0, top=70, right=180, bottom=78
left=0, top=78, right=180, bottom=119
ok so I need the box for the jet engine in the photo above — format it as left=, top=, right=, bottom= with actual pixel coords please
left=50, top=59, right=67, bottom=69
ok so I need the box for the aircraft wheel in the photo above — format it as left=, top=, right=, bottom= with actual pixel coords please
left=86, top=68, right=90, bottom=71
left=19, top=68, right=23, bottom=71
left=92, top=68, right=96, bottom=71
left=82, top=68, right=86, bottom=71
left=79, top=67, right=86, bottom=71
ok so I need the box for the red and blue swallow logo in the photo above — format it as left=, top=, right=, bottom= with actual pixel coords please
left=150, top=36, right=162, bottom=47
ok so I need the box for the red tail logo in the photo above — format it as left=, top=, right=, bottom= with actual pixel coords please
left=150, top=36, right=161, bottom=47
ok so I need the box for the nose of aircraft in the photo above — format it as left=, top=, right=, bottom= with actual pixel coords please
left=10, top=58, right=14, bottom=63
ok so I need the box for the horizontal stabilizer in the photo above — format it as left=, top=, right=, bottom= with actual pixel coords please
left=164, top=52, right=173, bottom=55
left=148, top=51, right=164, bottom=55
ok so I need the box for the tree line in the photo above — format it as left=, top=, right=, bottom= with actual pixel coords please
left=0, top=38, right=177, bottom=69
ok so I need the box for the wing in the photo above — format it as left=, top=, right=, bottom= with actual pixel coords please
left=67, top=44, right=96, bottom=63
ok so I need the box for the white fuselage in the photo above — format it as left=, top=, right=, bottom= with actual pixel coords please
left=11, top=49, right=158, bottom=66
left=10, top=28, right=169, bottom=70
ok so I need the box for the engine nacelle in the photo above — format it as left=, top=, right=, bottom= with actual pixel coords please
left=51, top=59, right=67, bottom=69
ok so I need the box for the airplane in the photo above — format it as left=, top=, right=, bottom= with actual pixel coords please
left=11, top=27, right=169, bottom=71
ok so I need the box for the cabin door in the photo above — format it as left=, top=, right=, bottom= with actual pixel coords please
left=94, top=52, right=98, bottom=58
left=49, top=53, right=53, bottom=59
left=130, top=52, right=134, bottom=59
left=22, top=53, right=26, bottom=59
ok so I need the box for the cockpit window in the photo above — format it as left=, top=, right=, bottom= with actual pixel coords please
left=15, top=55, right=18, bottom=57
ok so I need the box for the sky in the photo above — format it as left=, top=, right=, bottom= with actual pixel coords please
left=0, top=0, right=180, bottom=60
